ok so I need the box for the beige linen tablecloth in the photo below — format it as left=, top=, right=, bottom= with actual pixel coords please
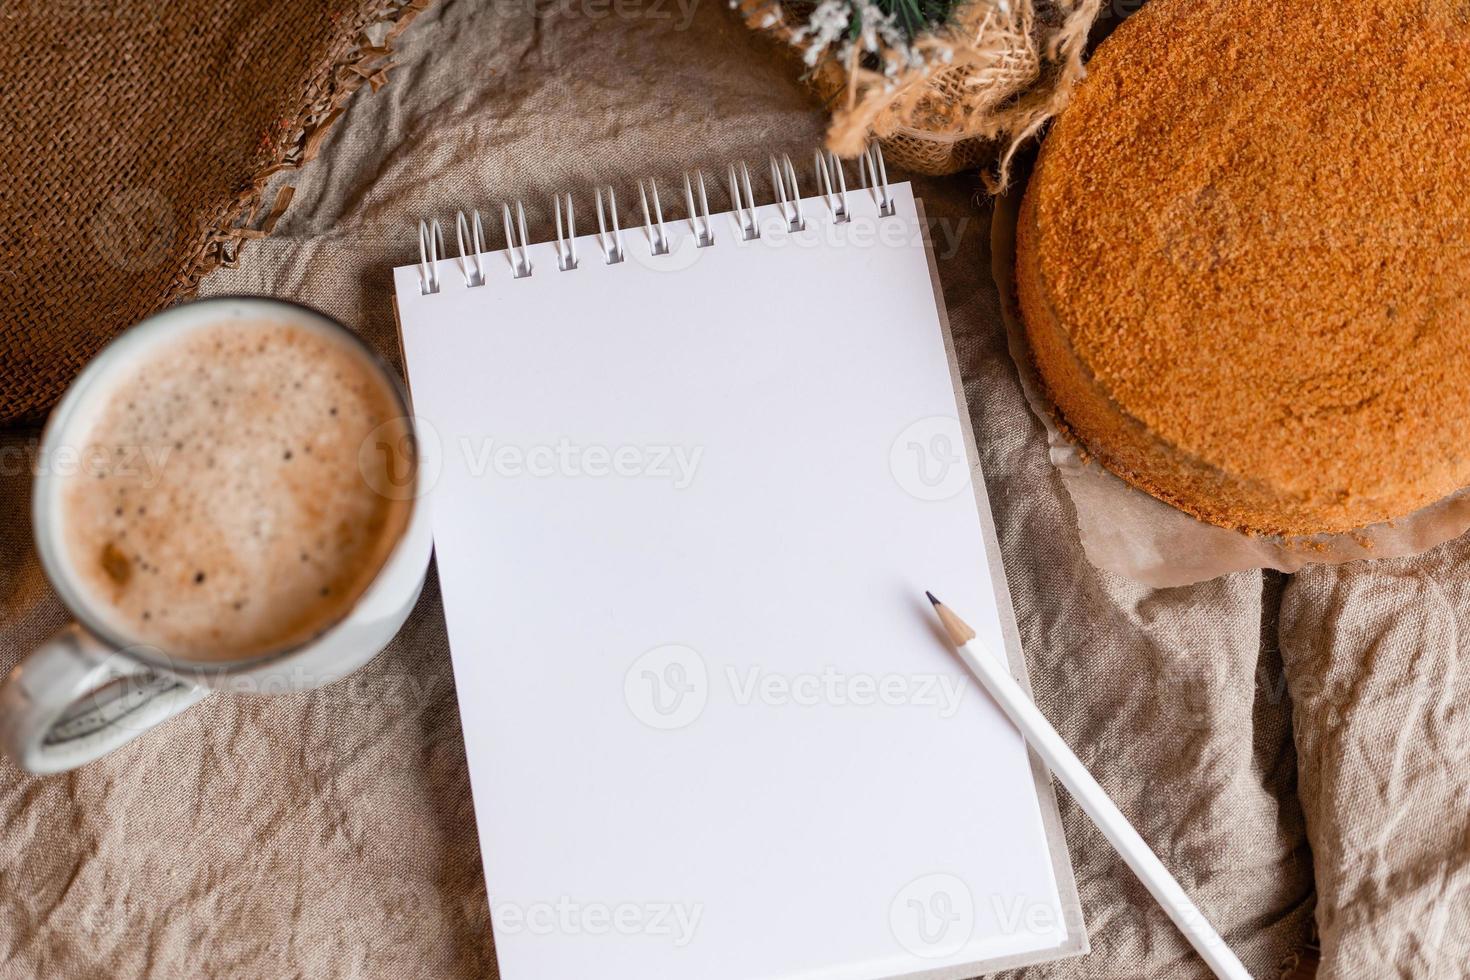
left=3, top=1, right=1465, bottom=977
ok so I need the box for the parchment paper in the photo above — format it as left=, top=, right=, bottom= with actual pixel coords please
left=991, top=159, right=1470, bottom=587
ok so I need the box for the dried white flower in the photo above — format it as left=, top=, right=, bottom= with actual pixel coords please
left=791, top=0, right=854, bottom=66
left=790, top=0, right=936, bottom=72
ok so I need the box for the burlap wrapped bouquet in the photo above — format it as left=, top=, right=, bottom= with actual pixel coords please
left=734, top=0, right=1102, bottom=180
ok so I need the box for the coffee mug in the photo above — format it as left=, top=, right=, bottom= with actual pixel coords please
left=0, top=297, right=433, bottom=774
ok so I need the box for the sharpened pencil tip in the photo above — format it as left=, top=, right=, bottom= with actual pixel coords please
left=928, top=593, right=978, bottom=646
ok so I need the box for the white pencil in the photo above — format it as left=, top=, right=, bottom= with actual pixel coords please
left=925, top=592, right=1252, bottom=980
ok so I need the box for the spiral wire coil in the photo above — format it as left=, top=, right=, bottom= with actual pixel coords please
left=416, top=143, right=894, bottom=295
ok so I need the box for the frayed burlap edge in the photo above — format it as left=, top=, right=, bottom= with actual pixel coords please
left=733, top=0, right=1100, bottom=187
left=158, top=0, right=433, bottom=309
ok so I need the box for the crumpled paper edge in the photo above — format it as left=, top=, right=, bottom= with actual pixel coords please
left=990, top=155, right=1470, bottom=587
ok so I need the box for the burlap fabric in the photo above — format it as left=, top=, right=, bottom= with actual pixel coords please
left=0, top=0, right=428, bottom=426
left=2, top=1, right=1466, bottom=977
left=733, top=0, right=1101, bottom=181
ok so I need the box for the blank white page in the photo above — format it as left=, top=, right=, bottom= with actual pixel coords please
left=394, top=180, right=1083, bottom=980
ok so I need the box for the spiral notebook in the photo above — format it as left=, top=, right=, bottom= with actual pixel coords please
left=391, top=153, right=1085, bottom=980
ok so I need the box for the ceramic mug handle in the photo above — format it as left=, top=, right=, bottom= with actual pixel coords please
left=0, top=624, right=209, bottom=774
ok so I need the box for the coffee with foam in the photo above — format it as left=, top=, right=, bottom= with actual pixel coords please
left=57, top=316, right=413, bottom=662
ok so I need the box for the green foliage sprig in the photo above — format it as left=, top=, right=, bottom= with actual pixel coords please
left=872, top=0, right=962, bottom=40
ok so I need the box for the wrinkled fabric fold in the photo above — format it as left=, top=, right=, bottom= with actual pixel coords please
left=1280, top=541, right=1470, bottom=979
left=7, top=1, right=1450, bottom=977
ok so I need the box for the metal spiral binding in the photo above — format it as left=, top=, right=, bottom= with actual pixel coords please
left=423, top=142, right=898, bottom=290
left=727, top=161, right=759, bottom=241
left=418, top=218, right=444, bottom=294
left=553, top=193, right=578, bottom=271
left=638, top=178, right=670, bottom=256
left=684, top=170, right=714, bottom=248
left=595, top=186, right=625, bottom=264
left=814, top=149, right=850, bottom=223
left=859, top=142, right=894, bottom=217
left=455, top=210, right=486, bottom=287
left=502, top=201, right=533, bottom=278
left=769, top=154, right=805, bottom=232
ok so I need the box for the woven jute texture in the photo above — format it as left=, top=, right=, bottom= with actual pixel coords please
left=734, top=0, right=1101, bottom=181
left=0, top=0, right=429, bottom=425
